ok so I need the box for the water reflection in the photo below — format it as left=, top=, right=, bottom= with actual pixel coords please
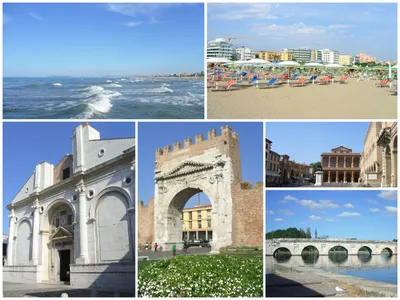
left=267, top=252, right=397, bottom=284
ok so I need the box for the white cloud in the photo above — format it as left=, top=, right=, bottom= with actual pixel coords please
left=274, top=218, right=284, bottom=222
left=284, top=195, right=298, bottom=201
left=385, top=206, right=397, bottom=214
left=252, top=22, right=325, bottom=38
left=106, top=3, right=177, bottom=17
left=368, top=199, right=378, bottom=204
left=338, top=212, right=361, bottom=217
left=344, top=203, right=354, bottom=208
left=299, top=199, right=339, bottom=210
left=326, top=218, right=339, bottom=222
left=210, top=4, right=279, bottom=20
left=267, top=210, right=274, bottom=215
left=124, top=21, right=141, bottom=27
left=370, top=208, right=379, bottom=212
left=378, top=191, right=397, bottom=200
left=328, top=24, right=353, bottom=29
left=29, top=12, right=44, bottom=21
left=309, top=215, right=321, bottom=220
left=279, top=209, right=294, bottom=216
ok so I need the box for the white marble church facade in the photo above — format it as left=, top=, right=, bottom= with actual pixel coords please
left=3, top=123, right=135, bottom=292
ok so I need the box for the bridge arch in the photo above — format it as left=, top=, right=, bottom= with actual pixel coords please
left=358, top=246, right=372, bottom=255
left=328, top=245, right=348, bottom=253
left=301, top=245, right=320, bottom=255
left=381, top=247, right=394, bottom=256
left=273, top=247, right=292, bottom=257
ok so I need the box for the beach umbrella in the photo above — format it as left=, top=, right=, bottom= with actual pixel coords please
left=278, top=61, right=300, bottom=67
left=246, top=58, right=271, bottom=65
left=304, top=62, right=324, bottom=67
left=324, top=63, right=345, bottom=68
left=392, top=64, right=398, bottom=69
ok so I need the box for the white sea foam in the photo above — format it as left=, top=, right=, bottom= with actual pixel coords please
left=149, top=83, right=174, bottom=93
left=76, top=85, right=122, bottom=118
left=53, top=83, right=62, bottom=86
left=103, top=83, right=122, bottom=88
left=105, top=80, right=113, bottom=83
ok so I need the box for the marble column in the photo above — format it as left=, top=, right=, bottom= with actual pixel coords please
left=381, top=148, right=387, bottom=187
left=344, top=171, right=347, bottom=183
left=391, top=149, right=397, bottom=187
left=6, top=207, right=16, bottom=266
left=336, top=157, right=339, bottom=167
left=351, top=172, right=354, bottom=183
left=336, top=171, right=339, bottom=183
left=31, top=198, right=40, bottom=265
left=351, top=157, right=354, bottom=168
left=76, top=180, right=88, bottom=264
left=328, top=171, right=331, bottom=182
left=328, top=157, right=331, bottom=167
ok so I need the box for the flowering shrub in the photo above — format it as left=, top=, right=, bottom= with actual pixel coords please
left=138, top=255, right=263, bottom=297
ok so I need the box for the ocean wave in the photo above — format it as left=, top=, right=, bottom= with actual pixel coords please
left=148, top=83, right=174, bottom=93
left=105, top=80, right=113, bottom=83
left=102, top=83, right=122, bottom=88
left=73, top=85, right=122, bottom=118
left=53, top=83, right=62, bottom=86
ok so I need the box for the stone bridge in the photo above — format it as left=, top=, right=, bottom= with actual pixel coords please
left=266, top=239, right=397, bottom=256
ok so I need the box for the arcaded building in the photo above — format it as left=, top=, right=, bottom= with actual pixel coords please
left=321, top=146, right=361, bottom=183
left=4, top=124, right=135, bottom=292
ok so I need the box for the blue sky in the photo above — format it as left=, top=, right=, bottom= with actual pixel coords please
left=208, top=3, right=397, bottom=61
left=266, top=190, right=397, bottom=241
left=3, top=122, right=135, bottom=234
left=266, top=122, right=369, bottom=164
left=138, top=122, right=263, bottom=208
left=3, top=3, right=204, bottom=77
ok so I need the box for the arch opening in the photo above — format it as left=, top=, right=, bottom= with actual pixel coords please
left=328, top=246, right=348, bottom=264
left=381, top=247, right=393, bottom=257
left=358, top=246, right=372, bottom=256
left=273, top=247, right=292, bottom=258
left=168, top=188, right=213, bottom=249
left=301, top=245, right=319, bottom=265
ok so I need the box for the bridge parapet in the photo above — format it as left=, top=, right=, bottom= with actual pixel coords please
left=266, top=239, right=397, bottom=256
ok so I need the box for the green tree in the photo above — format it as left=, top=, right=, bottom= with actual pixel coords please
left=255, top=53, right=260, bottom=59
left=315, top=229, right=317, bottom=239
left=310, top=162, right=322, bottom=172
left=306, top=227, right=311, bottom=238
left=299, top=228, right=306, bottom=238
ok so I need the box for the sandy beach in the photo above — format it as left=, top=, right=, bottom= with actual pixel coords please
left=207, top=78, right=397, bottom=119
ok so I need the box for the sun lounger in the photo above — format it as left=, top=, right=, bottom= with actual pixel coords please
left=210, top=79, right=240, bottom=91
left=291, top=77, right=307, bottom=87
left=375, top=78, right=389, bottom=88
left=255, top=78, right=279, bottom=89
left=306, top=75, right=317, bottom=84
left=249, top=76, right=258, bottom=84
left=339, top=76, right=348, bottom=84
left=317, top=76, right=331, bottom=85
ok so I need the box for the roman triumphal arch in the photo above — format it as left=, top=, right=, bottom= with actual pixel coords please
left=153, top=126, right=242, bottom=252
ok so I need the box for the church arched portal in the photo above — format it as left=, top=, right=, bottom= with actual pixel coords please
left=44, top=202, right=76, bottom=283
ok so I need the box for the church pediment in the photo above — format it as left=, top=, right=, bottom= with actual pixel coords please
left=155, top=161, right=214, bottom=180
left=49, top=227, right=73, bottom=241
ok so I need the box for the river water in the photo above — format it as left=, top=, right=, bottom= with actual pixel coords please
left=266, top=252, right=397, bottom=284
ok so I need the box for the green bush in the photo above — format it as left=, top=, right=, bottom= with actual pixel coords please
left=138, top=255, right=263, bottom=297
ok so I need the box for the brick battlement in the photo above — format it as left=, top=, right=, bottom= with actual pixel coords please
left=155, top=125, right=239, bottom=158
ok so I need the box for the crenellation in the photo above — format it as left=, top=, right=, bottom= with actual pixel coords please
left=155, top=149, right=163, bottom=157
left=195, top=134, right=204, bottom=144
left=163, top=145, right=171, bottom=153
left=207, top=129, right=217, bottom=140
left=173, top=142, right=181, bottom=151
left=184, top=138, right=192, bottom=148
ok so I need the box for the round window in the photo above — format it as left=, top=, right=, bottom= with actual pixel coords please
left=72, top=194, right=78, bottom=202
left=98, top=149, right=105, bottom=157
left=87, top=189, right=95, bottom=199
left=123, top=176, right=133, bottom=186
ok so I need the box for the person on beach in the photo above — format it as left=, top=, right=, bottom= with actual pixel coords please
left=154, top=242, right=158, bottom=252
left=172, top=243, right=177, bottom=256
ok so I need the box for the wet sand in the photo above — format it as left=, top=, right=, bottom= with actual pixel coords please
left=207, top=78, right=397, bottom=119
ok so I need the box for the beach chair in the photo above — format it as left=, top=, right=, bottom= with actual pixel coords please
left=276, top=74, right=290, bottom=85
left=375, top=78, right=389, bottom=88
left=255, top=78, right=279, bottom=89
left=306, top=75, right=317, bottom=84
left=339, top=76, right=348, bottom=84
left=317, top=76, right=331, bottom=85
left=291, top=77, right=307, bottom=87
left=248, top=76, right=258, bottom=84
left=291, top=74, right=299, bottom=80
left=210, top=79, right=240, bottom=91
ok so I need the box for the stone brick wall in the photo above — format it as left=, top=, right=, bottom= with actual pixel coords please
left=231, top=182, right=263, bottom=248
left=137, top=198, right=154, bottom=248
left=3, top=265, right=41, bottom=283
left=155, top=125, right=242, bottom=184
left=53, top=155, right=73, bottom=184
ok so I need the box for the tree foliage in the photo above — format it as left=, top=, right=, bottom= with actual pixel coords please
left=266, top=227, right=312, bottom=239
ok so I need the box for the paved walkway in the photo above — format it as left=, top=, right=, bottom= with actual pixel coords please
left=138, top=247, right=211, bottom=260
left=3, top=282, right=134, bottom=297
